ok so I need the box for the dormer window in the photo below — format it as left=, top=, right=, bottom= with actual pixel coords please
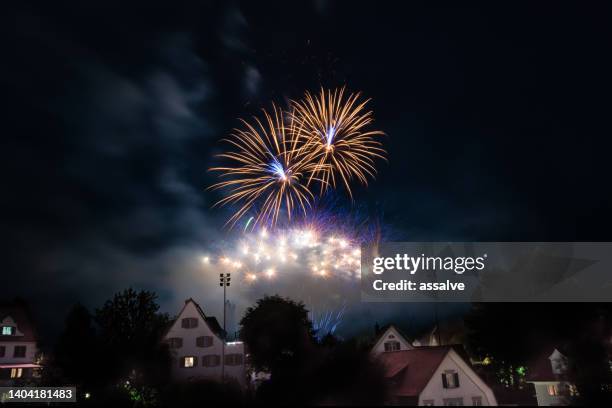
left=2, top=326, right=14, bottom=335
left=181, top=318, right=198, bottom=329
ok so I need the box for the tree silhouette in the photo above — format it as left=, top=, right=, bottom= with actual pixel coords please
left=54, top=303, right=99, bottom=386
left=240, top=295, right=315, bottom=373
left=94, top=288, right=171, bottom=386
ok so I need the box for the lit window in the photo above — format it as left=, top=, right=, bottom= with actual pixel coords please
left=547, top=384, right=558, bottom=396
left=183, top=356, right=196, bottom=368
left=2, top=326, right=13, bottom=335
left=442, top=371, right=460, bottom=388
left=384, top=341, right=401, bottom=352
left=10, top=368, right=23, bottom=379
left=472, top=396, right=482, bottom=406
left=567, top=384, right=579, bottom=397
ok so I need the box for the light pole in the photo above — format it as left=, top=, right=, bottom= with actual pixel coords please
left=219, top=272, right=231, bottom=382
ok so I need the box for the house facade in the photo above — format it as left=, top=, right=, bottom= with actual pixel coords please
left=0, top=301, right=42, bottom=385
left=163, top=298, right=246, bottom=387
left=373, top=326, right=497, bottom=406
left=526, top=348, right=576, bottom=406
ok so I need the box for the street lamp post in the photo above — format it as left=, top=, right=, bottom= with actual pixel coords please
left=219, top=272, right=231, bottom=382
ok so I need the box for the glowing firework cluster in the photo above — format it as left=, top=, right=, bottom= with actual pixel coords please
left=200, top=227, right=362, bottom=283
left=209, top=87, right=385, bottom=228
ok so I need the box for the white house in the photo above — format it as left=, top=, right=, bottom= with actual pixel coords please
left=0, top=301, right=42, bottom=384
left=526, top=348, right=577, bottom=406
left=372, top=327, right=497, bottom=406
left=163, top=298, right=246, bottom=387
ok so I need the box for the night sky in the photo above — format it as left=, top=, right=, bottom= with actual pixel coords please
left=2, top=1, right=611, bottom=342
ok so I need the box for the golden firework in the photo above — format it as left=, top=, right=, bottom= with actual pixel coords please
left=291, top=87, right=386, bottom=198
left=209, top=105, right=314, bottom=228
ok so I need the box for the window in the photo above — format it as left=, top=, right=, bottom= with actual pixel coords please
left=2, top=326, right=14, bottom=335
left=168, top=337, right=183, bottom=349
left=547, top=384, right=558, bottom=396
left=202, top=355, right=221, bottom=367
left=181, top=318, right=198, bottom=329
left=14, top=346, right=26, bottom=358
left=225, top=354, right=244, bottom=366
left=443, top=397, right=463, bottom=406
left=196, top=336, right=213, bottom=347
left=10, top=368, right=23, bottom=379
left=0, top=346, right=5, bottom=357
left=182, top=356, right=197, bottom=368
left=442, top=370, right=460, bottom=389
left=384, top=341, right=401, bottom=352
left=472, top=396, right=482, bottom=406
left=566, top=383, right=579, bottom=397
left=423, top=400, right=435, bottom=406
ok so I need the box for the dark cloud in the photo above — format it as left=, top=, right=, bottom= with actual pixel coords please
left=2, top=1, right=611, bottom=341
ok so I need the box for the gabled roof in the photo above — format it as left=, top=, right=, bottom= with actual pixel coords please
left=0, top=300, right=37, bottom=343
left=371, top=324, right=413, bottom=352
left=166, top=298, right=226, bottom=339
left=377, top=346, right=452, bottom=396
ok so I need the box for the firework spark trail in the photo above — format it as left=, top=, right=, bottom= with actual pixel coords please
left=291, top=87, right=386, bottom=199
left=310, top=301, right=347, bottom=339
left=209, top=105, right=315, bottom=228
left=200, top=226, right=363, bottom=284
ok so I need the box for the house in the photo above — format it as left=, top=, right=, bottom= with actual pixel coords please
left=526, top=348, right=577, bottom=406
left=371, top=325, right=414, bottom=354
left=0, top=300, right=42, bottom=385
left=372, top=326, right=497, bottom=406
left=163, top=298, right=246, bottom=387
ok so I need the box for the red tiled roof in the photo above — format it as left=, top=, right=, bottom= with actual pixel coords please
left=377, top=346, right=452, bottom=397
left=0, top=301, right=38, bottom=343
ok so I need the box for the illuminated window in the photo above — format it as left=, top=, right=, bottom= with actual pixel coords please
left=13, top=346, right=26, bottom=358
left=225, top=354, right=244, bottom=366
left=181, top=318, right=198, bottom=329
left=196, top=336, right=213, bottom=347
left=2, top=326, right=13, bottom=335
left=182, top=356, right=196, bottom=368
left=566, top=383, right=579, bottom=397
left=472, top=396, right=482, bottom=406
left=442, top=371, right=460, bottom=388
left=547, top=384, right=558, bottom=396
left=384, top=341, right=401, bottom=352
left=10, top=368, right=23, bottom=379
left=202, top=355, right=221, bottom=367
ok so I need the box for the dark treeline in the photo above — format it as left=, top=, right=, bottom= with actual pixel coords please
left=42, top=290, right=386, bottom=406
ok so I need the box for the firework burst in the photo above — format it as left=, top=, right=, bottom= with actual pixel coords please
left=291, top=87, right=386, bottom=198
left=209, top=105, right=315, bottom=228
